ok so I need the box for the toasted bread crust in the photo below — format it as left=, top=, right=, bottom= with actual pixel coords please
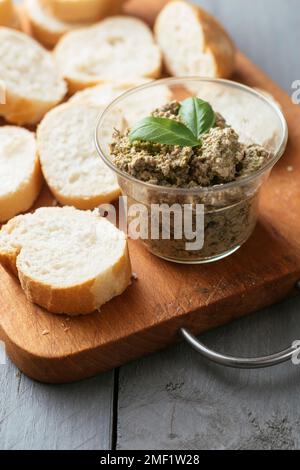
left=43, top=0, right=125, bottom=23
left=17, top=246, right=132, bottom=315
left=154, top=0, right=236, bottom=79
left=0, top=156, right=42, bottom=223
left=194, top=5, right=236, bottom=78
left=48, top=186, right=121, bottom=210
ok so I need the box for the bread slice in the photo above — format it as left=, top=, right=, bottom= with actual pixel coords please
left=193, top=84, right=280, bottom=150
left=0, top=126, right=42, bottom=222
left=42, top=0, right=125, bottom=23
left=154, top=0, right=235, bottom=78
left=70, top=79, right=172, bottom=126
left=24, top=0, right=90, bottom=48
left=37, top=102, right=121, bottom=209
left=0, top=0, right=18, bottom=28
left=0, top=27, right=66, bottom=125
left=54, top=17, right=162, bottom=93
left=0, top=206, right=132, bottom=315
left=254, top=87, right=281, bottom=108
left=70, top=79, right=150, bottom=106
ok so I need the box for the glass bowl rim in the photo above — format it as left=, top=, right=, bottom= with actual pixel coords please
left=94, top=77, right=288, bottom=195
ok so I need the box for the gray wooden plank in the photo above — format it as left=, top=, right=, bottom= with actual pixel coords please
left=0, top=360, right=115, bottom=450
left=117, top=0, right=300, bottom=450
left=117, top=296, right=300, bottom=450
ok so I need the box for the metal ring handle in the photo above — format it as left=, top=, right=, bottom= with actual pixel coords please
left=180, top=281, right=300, bottom=369
left=180, top=328, right=300, bottom=369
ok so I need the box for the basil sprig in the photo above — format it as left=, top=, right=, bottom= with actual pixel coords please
left=129, top=117, right=200, bottom=147
left=179, top=97, right=216, bottom=140
left=129, top=97, right=215, bottom=148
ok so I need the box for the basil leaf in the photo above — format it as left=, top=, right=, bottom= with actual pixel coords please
left=179, top=97, right=215, bottom=139
left=129, top=117, right=200, bottom=147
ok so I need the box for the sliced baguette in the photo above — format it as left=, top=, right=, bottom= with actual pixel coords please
left=54, top=17, right=162, bottom=93
left=70, top=79, right=172, bottom=126
left=69, top=79, right=150, bottom=106
left=0, top=126, right=42, bottom=222
left=154, top=0, right=235, bottom=78
left=0, top=0, right=18, bottom=28
left=24, top=0, right=91, bottom=48
left=194, top=85, right=280, bottom=149
left=0, top=206, right=132, bottom=315
left=37, top=102, right=121, bottom=209
left=0, top=27, right=66, bottom=125
left=42, top=0, right=125, bottom=23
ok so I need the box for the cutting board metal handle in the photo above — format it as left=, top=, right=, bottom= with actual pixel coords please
left=180, top=282, right=300, bottom=370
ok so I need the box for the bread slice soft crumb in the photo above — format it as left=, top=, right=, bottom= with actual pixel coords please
left=0, top=126, right=42, bottom=222
left=24, top=0, right=93, bottom=48
left=37, top=102, right=121, bottom=209
left=0, top=206, right=132, bottom=315
left=70, top=79, right=172, bottom=126
left=0, top=27, right=66, bottom=124
left=191, top=84, right=280, bottom=150
left=54, top=17, right=162, bottom=93
left=154, top=1, right=235, bottom=79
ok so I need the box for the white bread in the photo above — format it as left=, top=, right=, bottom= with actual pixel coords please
left=0, top=206, right=132, bottom=315
left=194, top=85, right=280, bottom=150
left=70, top=79, right=172, bottom=126
left=42, top=0, right=125, bottom=23
left=0, top=126, right=42, bottom=222
left=154, top=0, right=235, bottom=78
left=37, top=102, right=121, bottom=209
left=0, top=27, right=66, bottom=125
left=69, top=79, right=150, bottom=106
left=24, top=0, right=91, bottom=48
left=0, top=0, right=18, bottom=28
left=54, top=17, right=162, bottom=93
left=254, top=87, right=281, bottom=108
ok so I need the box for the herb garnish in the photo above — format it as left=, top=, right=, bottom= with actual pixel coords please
left=129, top=97, right=215, bottom=148
left=129, top=117, right=200, bottom=147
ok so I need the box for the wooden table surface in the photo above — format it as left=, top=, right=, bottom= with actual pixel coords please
left=1, top=0, right=300, bottom=450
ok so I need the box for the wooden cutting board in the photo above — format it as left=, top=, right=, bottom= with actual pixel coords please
left=1, top=0, right=300, bottom=383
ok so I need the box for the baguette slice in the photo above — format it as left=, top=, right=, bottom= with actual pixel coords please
left=0, top=27, right=66, bottom=125
left=154, top=0, right=235, bottom=78
left=193, top=85, right=281, bottom=149
left=70, top=79, right=172, bottom=126
left=0, top=0, right=18, bottom=28
left=69, top=79, right=150, bottom=106
left=37, top=102, right=121, bottom=209
left=0, top=126, right=42, bottom=222
left=42, top=0, right=125, bottom=23
left=54, top=17, right=162, bottom=93
left=0, top=206, right=132, bottom=315
left=25, top=0, right=91, bottom=48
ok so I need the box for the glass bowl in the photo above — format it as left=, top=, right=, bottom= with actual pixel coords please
left=95, top=78, right=288, bottom=264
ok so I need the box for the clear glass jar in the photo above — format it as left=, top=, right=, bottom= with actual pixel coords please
left=95, top=78, right=288, bottom=264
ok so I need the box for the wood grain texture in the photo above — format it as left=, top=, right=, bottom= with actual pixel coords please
left=1, top=0, right=300, bottom=384
left=117, top=0, right=300, bottom=451
left=0, top=360, right=114, bottom=449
